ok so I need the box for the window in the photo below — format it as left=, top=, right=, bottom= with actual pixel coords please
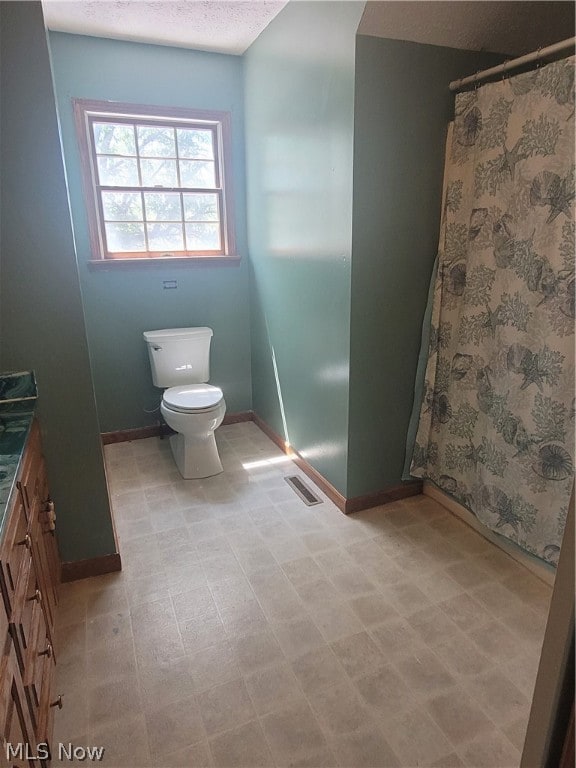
left=73, top=100, right=237, bottom=265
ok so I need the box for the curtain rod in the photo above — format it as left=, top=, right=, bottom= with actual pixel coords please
left=449, top=36, right=576, bottom=92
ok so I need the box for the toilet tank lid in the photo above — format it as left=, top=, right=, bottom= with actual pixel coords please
left=143, top=327, right=213, bottom=343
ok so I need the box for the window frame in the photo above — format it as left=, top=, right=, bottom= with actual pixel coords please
left=73, top=99, right=238, bottom=268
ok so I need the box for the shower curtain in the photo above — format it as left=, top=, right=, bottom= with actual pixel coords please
left=410, top=56, right=575, bottom=566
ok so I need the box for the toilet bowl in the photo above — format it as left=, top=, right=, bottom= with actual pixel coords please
left=143, top=327, right=226, bottom=480
left=160, top=384, right=226, bottom=479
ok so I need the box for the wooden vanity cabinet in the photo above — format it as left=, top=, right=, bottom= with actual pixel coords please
left=0, top=421, right=60, bottom=766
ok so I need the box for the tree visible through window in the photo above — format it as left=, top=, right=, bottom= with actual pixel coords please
left=73, top=100, right=236, bottom=263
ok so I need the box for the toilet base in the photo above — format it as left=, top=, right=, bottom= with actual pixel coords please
left=169, top=431, right=223, bottom=479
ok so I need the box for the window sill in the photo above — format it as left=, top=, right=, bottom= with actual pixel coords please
left=88, top=255, right=241, bottom=270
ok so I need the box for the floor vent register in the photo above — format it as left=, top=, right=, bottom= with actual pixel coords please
left=284, top=475, right=322, bottom=506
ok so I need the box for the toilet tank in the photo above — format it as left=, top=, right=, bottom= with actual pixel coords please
left=143, top=327, right=213, bottom=387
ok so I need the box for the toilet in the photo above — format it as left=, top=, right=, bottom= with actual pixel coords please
left=143, top=327, right=226, bottom=479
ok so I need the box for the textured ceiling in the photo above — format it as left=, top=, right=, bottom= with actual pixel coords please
left=42, top=0, right=289, bottom=55
left=42, top=1, right=575, bottom=57
left=358, top=2, right=575, bottom=56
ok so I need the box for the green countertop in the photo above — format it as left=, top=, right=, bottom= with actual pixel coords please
left=0, top=411, right=34, bottom=535
left=0, top=372, right=38, bottom=535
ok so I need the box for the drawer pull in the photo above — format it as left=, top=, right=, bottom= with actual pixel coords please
left=28, top=589, right=42, bottom=604
left=39, top=642, right=53, bottom=659
left=17, top=534, right=31, bottom=550
left=45, top=499, right=57, bottom=531
left=50, top=695, right=63, bottom=710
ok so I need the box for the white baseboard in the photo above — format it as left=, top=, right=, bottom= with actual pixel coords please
left=423, top=481, right=555, bottom=587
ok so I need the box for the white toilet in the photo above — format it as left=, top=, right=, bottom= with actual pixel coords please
left=143, top=327, right=226, bottom=479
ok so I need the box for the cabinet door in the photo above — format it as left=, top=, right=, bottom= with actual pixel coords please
left=0, top=637, right=39, bottom=768
left=34, top=467, right=59, bottom=612
left=9, top=553, right=43, bottom=678
left=30, top=654, right=56, bottom=767
left=27, top=515, right=55, bottom=646
left=23, top=601, right=55, bottom=738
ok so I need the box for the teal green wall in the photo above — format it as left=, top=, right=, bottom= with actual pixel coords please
left=0, top=9, right=2, bottom=363
left=0, top=3, right=116, bottom=562
left=347, top=36, right=505, bottom=496
left=244, top=2, right=365, bottom=495
left=48, top=32, right=251, bottom=432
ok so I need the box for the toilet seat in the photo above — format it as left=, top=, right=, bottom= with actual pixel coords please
left=163, top=384, right=223, bottom=414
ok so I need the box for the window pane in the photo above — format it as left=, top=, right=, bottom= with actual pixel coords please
left=144, top=192, right=181, bottom=222
left=177, top=129, right=214, bottom=159
left=137, top=126, right=176, bottom=158
left=102, top=192, right=143, bottom=221
left=97, top=156, right=139, bottom=186
left=147, top=223, right=184, bottom=251
left=183, top=193, right=219, bottom=221
left=105, top=222, right=146, bottom=252
left=179, top=160, right=216, bottom=188
left=141, top=159, right=178, bottom=187
left=93, top=122, right=136, bottom=155
left=185, top=223, right=221, bottom=250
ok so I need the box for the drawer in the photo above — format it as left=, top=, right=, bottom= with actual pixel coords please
left=0, top=495, right=30, bottom=619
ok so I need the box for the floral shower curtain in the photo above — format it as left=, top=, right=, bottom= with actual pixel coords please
left=411, top=56, right=575, bottom=566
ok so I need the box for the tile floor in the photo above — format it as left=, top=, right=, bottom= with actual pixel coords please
left=52, top=422, right=552, bottom=767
